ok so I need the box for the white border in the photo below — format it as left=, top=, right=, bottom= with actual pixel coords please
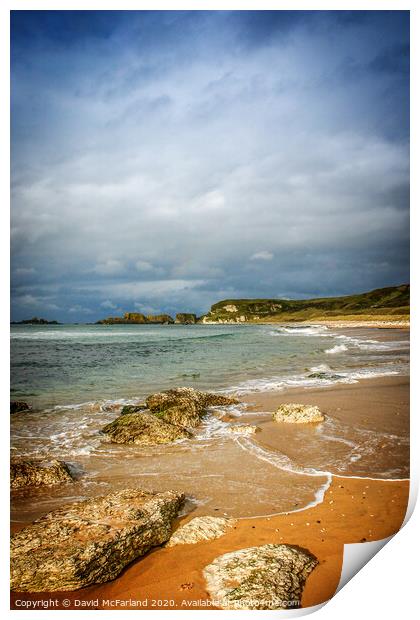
left=2, top=1, right=417, bottom=618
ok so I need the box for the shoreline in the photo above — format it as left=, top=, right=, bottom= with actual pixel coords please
left=10, top=369, right=410, bottom=610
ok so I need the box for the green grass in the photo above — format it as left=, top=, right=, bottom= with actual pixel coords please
left=204, top=284, right=410, bottom=323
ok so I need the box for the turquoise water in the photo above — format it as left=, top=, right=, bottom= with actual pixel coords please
left=10, top=323, right=409, bottom=520
left=11, top=323, right=409, bottom=409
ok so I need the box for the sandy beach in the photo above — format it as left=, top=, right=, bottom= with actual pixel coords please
left=10, top=369, right=410, bottom=610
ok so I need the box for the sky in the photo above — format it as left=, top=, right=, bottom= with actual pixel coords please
left=11, top=10, right=409, bottom=322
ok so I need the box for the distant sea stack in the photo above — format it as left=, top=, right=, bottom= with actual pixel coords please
left=11, top=317, right=59, bottom=325
left=146, top=314, right=174, bottom=324
left=97, top=312, right=174, bottom=325
left=175, top=313, right=197, bottom=324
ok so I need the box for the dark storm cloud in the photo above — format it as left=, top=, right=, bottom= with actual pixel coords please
left=11, top=11, right=409, bottom=321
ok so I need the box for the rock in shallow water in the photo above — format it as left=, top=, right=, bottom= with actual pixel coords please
left=101, top=387, right=240, bottom=446
left=203, top=544, right=318, bottom=610
left=273, top=403, right=325, bottom=424
left=167, top=516, right=236, bottom=547
left=102, top=411, right=191, bottom=445
left=11, top=488, right=184, bottom=592
left=10, top=401, right=31, bottom=415
left=120, top=403, right=147, bottom=415
left=227, top=424, right=260, bottom=435
left=11, top=458, right=74, bottom=489
left=146, top=387, right=239, bottom=429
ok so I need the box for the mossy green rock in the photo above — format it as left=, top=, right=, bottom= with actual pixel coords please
left=146, top=387, right=239, bottom=429
left=102, top=412, right=191, bottom=445
left=120, top=404, right=147, bottom=416
left=102, top=388, right=239, bottom=445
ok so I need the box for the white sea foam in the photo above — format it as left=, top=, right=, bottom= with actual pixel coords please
left=195, top=413, right=232, bottom=441
left=270, top=325, right=330, bottom=336
left=10, top=330, right=164, bottom=340
left=335, top=334, right=409, bottom=352
left=228, top=364, right=406, bottom=395
left=234, top=437, right=333, bottom=513
left=325, top=344, right=348, bottom=354
left=309, top=363, right=333, bottom=372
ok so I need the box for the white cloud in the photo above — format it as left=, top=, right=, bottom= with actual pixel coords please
left=250, top=251, right=274, bottom=261
left=17, top=294, right=59, bottom=311
left=93, top=260, right=124, bottom=275
left=100, top=299, right=118, bottom=309
left=135, top=260, right=154, bottom=272
left=10, top=12, right=409, bottom=320
left=69, top=305, right=93, bottom=314
left=89, top=279, right=206, bottom=300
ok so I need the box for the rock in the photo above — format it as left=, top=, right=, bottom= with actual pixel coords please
left=10, top=488, right=184, bottom=592
left=102, top=411, right=191, bottom=445
left=200, top=392, right=239, bottom=408
left=273, top=403, right=325, bottom=424
left=156, top=403, right=201, bottom=428
left=308, top=371, right=343, bottom=380
left=10, top=401, right=31, bottom=415
left=227, top=425, right=260, bottom=435
left=101, top=403, right=124, bottom=412
left=120, top=403, right=147, bottom=415
left=203, top=544, right=318, bottom=610
left=11, top=459, right=74, bottom=489
left=175, top=313, right=197, bottom=324
left=167, top=516, right=236, bottom=547
left=146, top=387, right=239, bottom=429
left=123, top=312, right=147, bottom=323
left=12, top=318, right=59, bottom=325
left=101, top=388, right=240, bottom=444
left=146, top=314, right=174, bottom=324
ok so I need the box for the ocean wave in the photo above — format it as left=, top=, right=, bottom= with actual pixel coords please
left=335, top=334, right=408, bottom=352
left=10, top=330, right=163, bottom=340
left=228, top=364, right=406, bottom=395
left=10, top=329, right=236, bottom=342
left=325, top=344, right=348, bottom=354
left=270, top=325, right=330, bottom=336
left=234, top=437, right=333, bottom=513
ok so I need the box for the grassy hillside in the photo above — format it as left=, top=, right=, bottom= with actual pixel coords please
left=202, top=284, right=409, bottom=323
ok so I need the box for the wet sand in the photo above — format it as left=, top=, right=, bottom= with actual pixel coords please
left=239, top=375, right=409, bottom=479
left=10, top=373, right=410, bottom=610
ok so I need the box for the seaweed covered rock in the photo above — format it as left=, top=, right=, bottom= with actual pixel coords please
left=10, top=401, right=31, bottom=415
left=101, top=387, right=240, bottom=445
left=167, top=516, right=236, bottom=547
left=11, top=488, right=184, bottom=592
left=11, top=458, right=74, bottom=489
left=102, top=411, right=191, bottom=445
left=273, top=403, right=325, bottom=424
left=120, top=403, right=147, bottom=416
left=146, top=387, right=239, bottom=428
left=203, top=544, right=318, bottom=610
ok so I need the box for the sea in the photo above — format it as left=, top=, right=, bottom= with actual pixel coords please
left=10, top=323, right=409, bottom=521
